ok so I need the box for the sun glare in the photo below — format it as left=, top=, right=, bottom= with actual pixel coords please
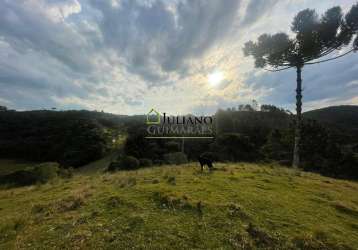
left=208, top=71, right=224, bottom=86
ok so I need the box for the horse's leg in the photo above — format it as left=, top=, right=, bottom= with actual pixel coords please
left=208, top=162, right=213, bottom=171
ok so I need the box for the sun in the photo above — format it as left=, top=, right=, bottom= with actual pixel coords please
left=208, top=71, right=224, bottom=86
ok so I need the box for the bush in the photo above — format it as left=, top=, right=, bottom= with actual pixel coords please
left=165, top=141, right=180, bottom=152
left=0, top=170, right=38, bottom=187
left=163, top=152, right=188, bottom=165
left=58, top=167, right=74, bottom=179
left=211, top=133, right=258, bottom=162
left=107, top=161, right=121, bottom=172
left=153, top=159, right=164, bottom=165
left=116, top=153, right=124, bottom=161
left=139, top=158, right=153, bottom=167
left=33, top=162, right=59, bottom=183
left=108, top=156, right=140, bottom=171
left=0, top=162, right=60, bottom=187
left=119, top=156, right=140, bottom=170
left=340, top=152, right=358, bottom=179
left=261, top=129, right=292, bottom=161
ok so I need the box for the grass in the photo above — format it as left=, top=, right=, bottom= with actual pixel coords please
left=0, top=159, right=37, bottom=175
left=0, top=161, right=358, bottom=249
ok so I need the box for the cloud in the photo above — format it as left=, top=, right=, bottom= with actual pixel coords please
left=240, top=0, right=279, bottom=27
left=88, top=0, right=242, bottom=82
left=0, top=0, right=357, bottom=114
left=0, top=0, right=95, bottom=73
left=45, top=0, right=82, bottom=22
left=245, top=52, right=358, bottom=111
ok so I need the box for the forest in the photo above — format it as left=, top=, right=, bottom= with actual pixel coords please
left=0, top=104, right=357, bottom=179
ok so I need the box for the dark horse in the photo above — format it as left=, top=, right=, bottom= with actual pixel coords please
left=198, top=155, right=214, bottom=171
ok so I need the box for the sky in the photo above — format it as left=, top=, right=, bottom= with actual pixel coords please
left=0, top=0, right=357, bottom=115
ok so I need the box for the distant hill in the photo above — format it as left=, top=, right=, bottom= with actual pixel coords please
left=0, top=110, right=126, bottom=166
left=303, top=105, right=358, bottom=142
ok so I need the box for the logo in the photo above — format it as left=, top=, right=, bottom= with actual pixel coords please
left=145, top=109, right=214, bottom=139
left=146, top=108, right=161, bottom=125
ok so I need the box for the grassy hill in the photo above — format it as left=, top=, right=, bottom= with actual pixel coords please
left=1, top=161, right=358, bottom=249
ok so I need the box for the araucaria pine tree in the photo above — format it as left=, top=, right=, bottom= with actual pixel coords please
left=243, top=4, right=358, bottom=167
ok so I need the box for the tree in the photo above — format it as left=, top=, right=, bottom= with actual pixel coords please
left=0, top=106, right=7, bottom=111
left=243, top=4, right=358, bottom=167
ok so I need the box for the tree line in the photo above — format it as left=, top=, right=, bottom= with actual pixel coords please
left=123, top=104, right=358, bottom=179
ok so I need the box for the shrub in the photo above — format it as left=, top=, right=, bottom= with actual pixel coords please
left=165, top=141, right=180, bottom=152
left=0, top=162, right=60, bottom=187
left=139, top=158, right=153, bottom=167
left=211, top=133, right=258, bottom=162
left=340, top=152, right=358, bottom=179
left=153, top=159, right=164, bottom=165
left=0, top=170, right=38, bottom=187
left=58, top=167, right=74, bottom=179
left=261, top=129, right=292, bottom=161
left=107, top=161, right=121, bottom=172
left=33, top=162, right=59, bottom=183
left=117, top=156, right=140, bottom=170
left=108, top=156, right=140, bottom=171
left=116, top=153, right=124, bottom=161
left=163, top=152, right=188, bottom=165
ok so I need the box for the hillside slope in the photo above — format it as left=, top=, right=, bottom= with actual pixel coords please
left=1, top=162, right=358, bottom=249
left=304, top=105, right=358, bottom=142
left=0, top=110, right=125, bottom=167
